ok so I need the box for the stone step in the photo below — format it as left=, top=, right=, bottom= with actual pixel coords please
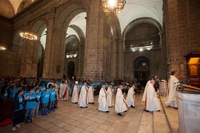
left=137, top=97, right=171, bottom=133
left=160, top=96, right=178, bottom=133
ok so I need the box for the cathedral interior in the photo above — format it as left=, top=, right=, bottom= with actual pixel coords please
left=0, top=0, right=200, bottom=133
left=0, top=0, right=200, bottom=84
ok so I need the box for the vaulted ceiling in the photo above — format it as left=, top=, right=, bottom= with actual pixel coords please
left=0, top=0, right=35, bottom=18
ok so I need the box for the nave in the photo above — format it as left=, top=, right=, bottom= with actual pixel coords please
left=0, top=92, right=175, bottom=133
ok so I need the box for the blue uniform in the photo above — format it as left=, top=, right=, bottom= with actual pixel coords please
left=41, top=92, right=50, bottom=104
left=39, top=86, right=46, bottom=93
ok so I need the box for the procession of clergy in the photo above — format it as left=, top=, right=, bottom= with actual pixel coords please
left=59, top=71, right=179, bottom=116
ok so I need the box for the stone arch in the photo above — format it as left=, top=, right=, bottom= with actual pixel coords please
left=55, top=0, right=89, bottom=31
left=65, top=35, right=80, bottom=79
left=134, top=56, right=150, bottom=85
left=17, top=0, right=33, bottom=13
left=0, top=0, right=15, bottom=18
left=67, top=61, right=75, bottom=80
left=69, top=25, right=85, bottom=44
left=122, top=17, right=162, bottom=40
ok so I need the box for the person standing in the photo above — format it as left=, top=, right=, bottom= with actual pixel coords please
left=41, top=88, right=50, bottom=116
left=49, top=86, right=56, bottom=112
left=79, top=81, right=88, bottom=108
left=24, top=88, right=36, bottom=123
left=142, top=79, right=151, bottom=110
left=60, top=81, right=69, bottom=100
left=12, top=89, right=24, bottom=131
left=107, top=85, right=113, bottom=108
left=98, top=84, right=109, bottom=113
left=126, top=84, right=135, bottom=108
left=32, top=88, right=41, bottom=117
left=143, top=76, right=161, bottom=112
left=165, top=71, right=179, bottom=109
left=88, top=83, right=95, bottom=104
left=115, top=85, right=128, bottom=116
left=71, top=81, right=79, bottom=104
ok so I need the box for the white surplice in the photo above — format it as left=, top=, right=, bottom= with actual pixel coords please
left=60, top=83, right=68, bottom=100
left=79, top=85, right=88, bottom=107
left=98, top=87, right=109, bottom=112
left=71, top=85, right=79, bottom=103
left=115, top=88, right=128, bottom=113
left=165, top=75, right=179, bottom=107
left=145, top=83, right=161, bottom=111
left=88, top=86, right=95, bottom=103
left=126, top=87, right=135, bottom=107
left=107, top=86, right=113, bottom=107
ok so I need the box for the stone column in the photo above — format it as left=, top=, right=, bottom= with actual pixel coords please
left=42, top=8, right=55, bottom=78
left=20, top=39, right=38, bottom=77
left=83, top=0, right=105, bottom=81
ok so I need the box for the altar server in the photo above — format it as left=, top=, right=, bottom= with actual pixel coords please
left=107, top=85, right=113, bottom=107
left=115, top=85, right=128, bottom=116
left=98, top=84, right=109, bottom=113
left=143, top=76, right=161, bottom=112
left=126, top=84, right=135, bottom=108
left=71, top=81, right=79, bottom=104
left=165, top=71, right=179, bottom=109
left=88, top=83, right=95, bottom=104
left=79, top=82, right=88, bottom=108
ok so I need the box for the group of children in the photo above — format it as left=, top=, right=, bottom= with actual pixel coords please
left=11, top=84, right=57, bottom=131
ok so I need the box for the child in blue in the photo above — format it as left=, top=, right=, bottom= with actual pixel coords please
left=32, top=88, right=41, bottom=117
left=24, top=88, right=37, bottom=123
left=41, top=88, right=50, bottom=116
left=49, top=86, right=56, bottom=112
left=39, top=83, right=46, bottom=93
left=12, top=89, right=24, bottom=131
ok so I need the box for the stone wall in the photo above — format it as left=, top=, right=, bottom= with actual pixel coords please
left=166, top=0, right=200, bottom=79
left=0, top=50, right=21, bottom=76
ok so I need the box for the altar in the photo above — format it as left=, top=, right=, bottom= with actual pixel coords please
left=176, top=84, right=200, bottom=133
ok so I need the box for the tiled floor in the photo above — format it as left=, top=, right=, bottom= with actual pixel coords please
left=0, top=92, right=176, bottom=133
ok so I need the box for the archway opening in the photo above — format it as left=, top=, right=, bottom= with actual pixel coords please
left=67, top=61, right=75, bottom=80
left=134, top=56, right=150, bottom=85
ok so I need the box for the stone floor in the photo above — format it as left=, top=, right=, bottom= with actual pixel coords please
left=0, top=92, right=178, bottom=133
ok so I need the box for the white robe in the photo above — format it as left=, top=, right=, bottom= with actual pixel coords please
left=88, top=86, right=94, bottom=103
left=60, top=83, right=68, bottom=100
left=142, top=80, right=150, bottom=109
left=115, top=88, right=128, bottom=113
left=98, top=88, right=109, bottom=111
left=79, top=85, right=88, bottom=107
left=145, top=83, right=161, bottom=111
left=165, top=75, right=179, bottom=107
left=126, top=87, right=135, bottom=107
left=107, top=86, right=113, bottom=107
left=71, top=85, right=79, bottom=103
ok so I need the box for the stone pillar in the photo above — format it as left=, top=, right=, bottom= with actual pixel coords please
left=83, top=0, right=105, bottom=81
left=119, top=38, right=124, bottom=80
left=20, top=38, right=39, bottom=77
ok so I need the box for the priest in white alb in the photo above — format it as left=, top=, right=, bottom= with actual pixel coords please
left=60, top=80, right=69, bottom=100
left=165, top=71, right=179, bottom=109
left=107, top=85, right=113, bottom=108
left=98, top=84, right=109, bottom=113
left=79, top=81, right=88, bottom=108
left=115, top=85, right=128, bottom=116
left=143, top=76, right=161, bottom=112
left=88, top=83, right=95, bottom=104
left=71, top=81, right=79, bottom=104
left=126, top=84, right=135, bottom=108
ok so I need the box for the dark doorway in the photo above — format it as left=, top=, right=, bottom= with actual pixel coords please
left=134, top=56, right=150, bottom=85
left=67, top=61, right=75, bottom=80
